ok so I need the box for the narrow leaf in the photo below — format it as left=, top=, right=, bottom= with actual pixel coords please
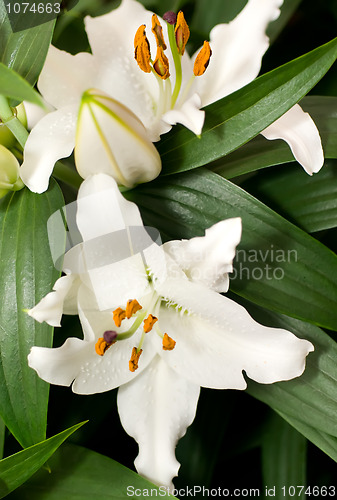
left=244, top=159, right=337, bottom=233
left=9, top=443, right=177, bottom=499
left=262, top=412, right=307, bottom=497
left=127, top=169, right=337, bottom=330
left=0, top=422, right=86, bottom=499
left=0, top=0, right=56, bottom=85
left=158, top=37, right=337, bottom=176
left=0, top=63, right=43, bottom=105
left=0, top=180, right=65, bottom=447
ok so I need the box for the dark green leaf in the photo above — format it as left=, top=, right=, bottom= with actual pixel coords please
left=0, top=63, right=43, bottom=105
left=244, top=159, right=337, bottom=233
left=127, top=169, right=337, bottom=330
left=158, top=38, right=337, bottom=176
left=212, top=96, right=337, bottom=179
left=267, top=0, right=303, bottom=44
left=0, top=0, right=56, bottom=85
left=0, top=422, right=86, bottom=499
left=0, top=180, right=65, bottom=447
left=191, top=0, right=247, bottom=35
left=262, top=412, right=307, bottom=497
left=8, top=443, right=177, bottom=499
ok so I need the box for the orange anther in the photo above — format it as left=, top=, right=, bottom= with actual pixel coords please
left=162, top=333, right=176, bottom=351
left=113, top=307, right=126, bottom=327
left=175, top=11, right=190, bottom=55
left=129, top=347, right=143, bottom=372
left=193, top=40, right=212, bottom=76
left=95, top=338, right=112, bottom=356
left=143, top=314, right=158, bottom=333
left=152, top=13, right=167, bottom=50
left=153, top=46, right=170, bottom=79
left=134, top=24, right=151, bottom=73
left=125, top=299, right=142, bottom=319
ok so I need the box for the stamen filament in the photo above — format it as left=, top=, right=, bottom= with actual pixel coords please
left=167, top=23, right=183, bottom=107
left=176, top=74, right=195, bottom=109
left=117, top=293, right=160, bottom=341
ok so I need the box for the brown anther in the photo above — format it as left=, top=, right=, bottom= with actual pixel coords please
left=193, top=40, right=212, bottom=76
left=143, top=314, right=158, bottom=333
left=152, top=13, right=167, bottom=50
left=129, top=347, right=143, bottom=372
left=153, top=46, right=170, bottom=79
left=162, top=333, right=176, bottom=351
left=125, top=299, right=142, bottom=319
left=175, top=11, right=190, bottom=55
left=95, top=337, right=113, bottom=356
left=134, top=24, right=151, bottom=73
left=113, top=307, right=126, bottom=327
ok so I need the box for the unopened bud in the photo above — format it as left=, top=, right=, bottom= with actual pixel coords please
left=75, top=89, right=162, bottom=187
left=0, top=145, right=24, bottom=198
left=0, top=103, right=27, bottom=149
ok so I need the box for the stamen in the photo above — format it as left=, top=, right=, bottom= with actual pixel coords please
left=125, top=299, right=142, bottom=319
left=152, top=14, right=167, bottom=50
left=163, top=11, right=177, bottom=25
left=162, top=333, right=176, bottom=351
left=193, top=41, right=212, bottom=76
left=153, top=47, right=170, bottom=79
left=129, top=347, right=143, bottom=372
left=134, top=24, right=151, bottom=73
left=143, top=314, right=158, bottom=333
left=113, top=307, right=126, bottom=327
left=103, top=330, right=118, bottom=344
left=175, top=11, right=190, bottom=55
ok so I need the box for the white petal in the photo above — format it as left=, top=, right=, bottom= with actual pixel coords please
left=194, top=0, right=283, bottom=106
left=27, top=274, right=80, bottom=327
left=156, top=278, right=313, bottom=389
left=164, top=218, right=241, bottom=292
left=38, top=45, right=97, bottom=109
left=28, top=337, right=94, bottom=387
left=20, top=105, right=77, bottom=193
left=76, top=174, right=143, bottom=241
left=261, top=104, right=324, bottom=175
left=117, top=356, right=200, bottom=488
left=162, top=93, right=205, bottom=136
left=75, top=90, right=162, bottom=186
left=84, top=0, right=160, bottom=137
left=23, top=100, right=53, bottom=130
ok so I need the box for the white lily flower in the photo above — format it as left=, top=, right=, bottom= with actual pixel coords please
left=20, top=0, right=323, bottom=194
left=27, top=173, right=313, bottom=488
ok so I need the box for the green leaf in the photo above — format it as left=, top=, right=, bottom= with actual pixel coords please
left=0, top=63, right=43, bottom=105
left=262, top=412, right=307, bottom=497
left=8, top=443, right=177, bottom=499
left=0, top=180, right=65, bottom=448
left=127, top=169, right=337, bottom=330
left=191, top=0, right=247, bottom=35
left=158, top=37, right=337, bottom=176
left=0, top=0, right=56, bottom=85
left=0, top=422, right=86, bottom=499
left=212, top=96, right=337, bottom=179
left=244, top=159, right=337, bottom=233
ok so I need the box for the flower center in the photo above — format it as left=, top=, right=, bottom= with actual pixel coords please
left=134, top=10, right=212, bottom=111
left=94, top=295, right=176, bottom=372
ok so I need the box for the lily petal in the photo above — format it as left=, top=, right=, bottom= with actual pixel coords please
left=194, top=0, right=283, bottom=107
left=261, top=104, right=324, bottom=174
left=156, top=278, right=313, bottom=389
left=38, top=46, right=97, bottom=109
left=164, top=218, right=241, bottom=292
left=28, top=274, right=80, bottom=327
left=20, top=105, right=77, bottom=193
left=117, top=355, right=200, bottom=488
left=162, top=93, right=205, bottom=136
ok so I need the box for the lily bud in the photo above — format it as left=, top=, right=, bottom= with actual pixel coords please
left=0, top=145, right=24, bottom=198
left=75, top=89, right=162, bottom=188
left=0, top=103, right=27, bottom=149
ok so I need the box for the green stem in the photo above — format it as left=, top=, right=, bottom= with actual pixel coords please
left=0, top=96, right=29, bottom=149
left=52, top=161, right=83, bottom=190
left=167, top=23, right=182, bottom=107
